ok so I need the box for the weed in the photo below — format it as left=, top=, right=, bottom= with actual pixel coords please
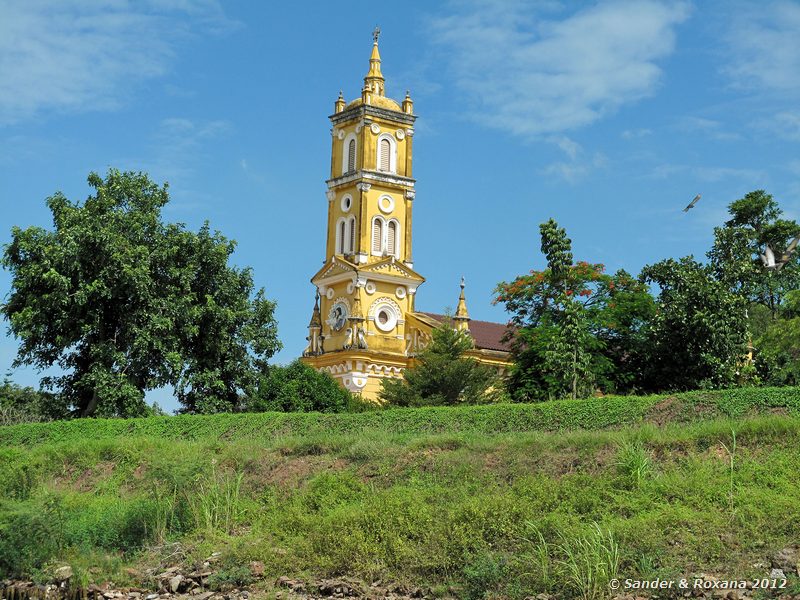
left=187, top=461, right=244, bottom=534
left=615, top=440, right=654, bottom=488
left=720, top=428, right=737, bottom=518
left=519, top=522, right=554, bottom=593
left=207, top=566, right=253, bottom=591
left=558, top=523, right=620, bottom=600
left=463, top=551, right=508, bottom=600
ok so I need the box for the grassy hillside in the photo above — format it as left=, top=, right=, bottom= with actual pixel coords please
left=1, top=388, right=800, bottom=599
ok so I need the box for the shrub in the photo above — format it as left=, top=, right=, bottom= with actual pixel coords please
left=381, top=320, right=504, bottom=407
left=245, top=360, right=352, bottom=413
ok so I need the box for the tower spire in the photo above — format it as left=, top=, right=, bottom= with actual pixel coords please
left=363, top=26, right=385, bottom=98
left=454, top=277, right=471, bottom=332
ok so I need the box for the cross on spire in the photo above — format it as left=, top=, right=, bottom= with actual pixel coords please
left=373, top=26, right=381, bottom=43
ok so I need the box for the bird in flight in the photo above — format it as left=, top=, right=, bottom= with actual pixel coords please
left=683, top=194, right=702, bottom=212
left=760, top=244, right=776, bottom=268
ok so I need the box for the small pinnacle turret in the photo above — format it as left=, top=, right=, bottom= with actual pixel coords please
left=454, top=277, right=471, bottom=332
left=363, top=26, right=385, bottom=99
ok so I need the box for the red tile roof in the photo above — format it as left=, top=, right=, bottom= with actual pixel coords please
left=419, top=312, right=513, bottom=353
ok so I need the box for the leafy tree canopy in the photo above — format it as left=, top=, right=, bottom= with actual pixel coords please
left=495, top=219, right=655, bottom=400
left=1, top=170, right=281, bottom=417
left=639, top=256, right=749, bottom=390
left=380, top=319, right=503, bottom=406
left=245, top=360, right=352, bottom=413
left=709, top=190, right=800, bottom=316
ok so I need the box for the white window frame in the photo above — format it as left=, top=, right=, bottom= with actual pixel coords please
left=370, top=216, right=400, bottom=258
left=347, top=215, right=356, bottom=254
left=342, top=133, right=358, bottom=175
left=376, top=133, right=397, bottom=173
left=371, top=216, right=384, bottom=256
left=336, top=217, right=346, bottom=254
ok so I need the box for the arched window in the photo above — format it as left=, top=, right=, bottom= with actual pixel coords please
left=387, top=220, right=397, bottom=256
left=371, top=218, right=383, bottom=255
left=337, top=219, right=346, bottom=254
left=379, top=139, right=391, bottom=172
left=377, top=134, right=396, bottom=173
left=348, top=216, right=356, bottom=254
left=347, top=139, right=356, bottom=173
left=342, top=133, right=357, bottom=175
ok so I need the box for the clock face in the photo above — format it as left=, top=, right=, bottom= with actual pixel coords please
left=327, top=302, right=349, bottom=331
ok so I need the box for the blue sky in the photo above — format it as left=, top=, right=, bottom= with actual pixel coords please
left=1, top=0, right=799, bottom=412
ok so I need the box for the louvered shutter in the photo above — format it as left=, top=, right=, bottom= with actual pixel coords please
left=387, top=221, right=397, bottom=256
left=372, top=219, right=383, bottom=254
left=348, top=140, right=356, bottom=173
left=339, top=220, right=346, bottom=254
left=379, top=139, right=390, bottom=171
left=349, top=218, right=356, bottom=253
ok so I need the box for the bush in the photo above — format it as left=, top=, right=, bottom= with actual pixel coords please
left=0, top=377, right=66, bottom=424
left=245, top=360, right=352, bottom=413
left=381, top=320, right=504, bottom=407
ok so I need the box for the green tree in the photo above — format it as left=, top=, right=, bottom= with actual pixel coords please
left=755, top=290, right=800, bottom=385
left=1, top=169, right=281, bottom=417
left=495, top=219, right=655, bottom=400
left=380, top=319, right=502, bottom=406
left=245, top=360, right=352, bottom=413
left=639, top=257, right=749, bottom=390
left=709, top=190, right=800, bottom=318
left=0, top=375, right=65, bottom=424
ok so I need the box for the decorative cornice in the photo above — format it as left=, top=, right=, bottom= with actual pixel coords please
left=362, top=170, right=415, bottom=187
left=356, top=182, right=372, bottom=192
left=329, top=104, right=417, bottom=127
left=327, top=170, right=416, bottom=190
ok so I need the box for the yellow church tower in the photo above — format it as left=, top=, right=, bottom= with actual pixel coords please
left=301, top=28, right=423, bottom=397
left=302, top=29, right=512, bottom=399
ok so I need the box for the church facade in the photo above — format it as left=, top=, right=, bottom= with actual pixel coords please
left=301, top=32, right=512, bottom=400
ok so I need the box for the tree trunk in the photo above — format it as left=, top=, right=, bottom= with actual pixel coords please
left=81, top=389, right=99, bottom=417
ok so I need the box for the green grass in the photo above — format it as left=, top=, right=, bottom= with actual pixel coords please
left=1, top=386, right=799, bottom=448
left=1, top=388, right=799, bottom=598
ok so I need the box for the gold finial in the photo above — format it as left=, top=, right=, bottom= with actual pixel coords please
left=308, top=291, right=322, bottom=328
left=334, top=90, right=345, bottom=113
left=455, top=277, right=470, bottom=329
left=363, top=27, right=385, bottom=98
left=402, top=89, right=414, bottom=114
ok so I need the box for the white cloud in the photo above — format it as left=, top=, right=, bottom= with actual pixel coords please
left=675, top=116, right=742, bottom=141
left=0, top=0, right=235, bottom=125
left=769, top=111, right=800, bottom=141
left=723, top=1, right=800, bottom=94
left=542, top=152, right=607, bottom=184
left=428, top=0, right=689, bottom=136
left=621, top=128, right=653, bottom=139
left=650, top=163, right=766, bottom=183
left=111, top=117, right=230, bottom=205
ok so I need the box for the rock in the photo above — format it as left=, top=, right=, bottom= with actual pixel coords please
left=170, top=575, right=184, bottom=593
left=248, top=562, right=264, bottom=579
left=772, top=547, right=799, bottom=571
left=770, top=568, right=786, bottom=579
left=145, top=594, right=159, bottom=600
left=193, top=592, right=214, bottom=600
left=54, top=566, right=73, bottom=582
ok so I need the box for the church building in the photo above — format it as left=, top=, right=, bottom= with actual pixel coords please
left=301, top=31, right=512, bottom=400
